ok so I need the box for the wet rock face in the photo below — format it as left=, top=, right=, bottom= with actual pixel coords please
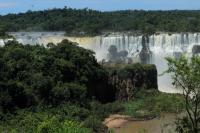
left=192, top=45, right=200, bottom=56
left=109, top=75, right=135, bottom=101
left=107, top=45, right=131, bottom=64
left=139, top=35, right=153, bottom=64
left=108, top=64, right=157, bottom=101
left=173, top=52, right=182, bottom=59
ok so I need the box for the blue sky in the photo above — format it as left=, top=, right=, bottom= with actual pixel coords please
left=0, top=0, right=200, bottom=15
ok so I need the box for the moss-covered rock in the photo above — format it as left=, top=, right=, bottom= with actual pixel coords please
left=106, top=63, right=157, bottom=101
left=192, top=45, right=200, bottom=55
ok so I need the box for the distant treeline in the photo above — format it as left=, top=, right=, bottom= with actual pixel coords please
left=1, top=8, right=200, bottom=35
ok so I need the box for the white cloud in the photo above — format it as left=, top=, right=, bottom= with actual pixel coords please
left=0, top=2, right=16, bottom=8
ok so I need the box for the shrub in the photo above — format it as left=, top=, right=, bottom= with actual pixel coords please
left=83, top=116, right=106, bottom=133
left=37, top=118, right=92, bottom=133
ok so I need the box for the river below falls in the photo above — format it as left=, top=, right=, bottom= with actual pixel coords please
left=106, top=113, right=178, bottom=133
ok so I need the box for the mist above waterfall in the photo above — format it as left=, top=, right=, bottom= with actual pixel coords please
left=3, top=32, right=200, bottom=93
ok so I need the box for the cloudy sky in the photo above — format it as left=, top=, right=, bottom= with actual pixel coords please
left=0, top=0, right=200, bottom=15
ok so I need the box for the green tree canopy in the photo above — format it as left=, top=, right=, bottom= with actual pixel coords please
left=166, top=56, right=200, bottom=133
left=0, top=39, right=114, bottom=113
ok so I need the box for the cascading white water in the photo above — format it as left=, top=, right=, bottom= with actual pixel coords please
left=3, top=32, right=200, bottom=93
left=0, top=40, right=4, bottom=46
left=0, top=38, right=14, bottom=46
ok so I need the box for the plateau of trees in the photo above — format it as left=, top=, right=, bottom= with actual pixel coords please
left=1, top=8, right=200, bottom=35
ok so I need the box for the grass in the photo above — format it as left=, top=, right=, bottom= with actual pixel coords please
left=120, top=90, right=185, bottom=118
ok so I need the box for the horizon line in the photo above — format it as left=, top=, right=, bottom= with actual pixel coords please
left=1, top=7, right=200, bottom=16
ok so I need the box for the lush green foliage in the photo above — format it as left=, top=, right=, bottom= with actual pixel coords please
left=0, top=101, right=124, bottom=133
left=0, top=40, right=125, bottom=132
left=0, top=38, right=182, bottom=132
left=1, top=8, right=200, bottom=35
left=1, top=89, right=184, bottom=133
left=0, top=39, right=115, bottom=114
left=166, top=56, right=200, bottom=133
left=122, top=90, right=185, bottom=118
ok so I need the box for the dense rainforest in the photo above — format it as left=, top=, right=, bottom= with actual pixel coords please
left=0, top=40, right=118, bottom=132
left=1, top=8, right=200, bottom=35
left=0, top=40, right=185, bottom=133
left=0, top=39, right=115, bottom=110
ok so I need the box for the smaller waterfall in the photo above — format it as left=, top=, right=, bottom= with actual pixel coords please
left=0, top=38, right=14, bottom=46
left=0, top=39, right=5, bottom=46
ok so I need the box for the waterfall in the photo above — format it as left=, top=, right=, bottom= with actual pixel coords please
left=0, top=39, right=4, bottom=46
left=5, top=32, right=200, bottom=93
left=8, top=32, right=200, bottom=57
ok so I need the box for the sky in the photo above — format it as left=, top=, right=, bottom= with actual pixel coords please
left=0, top=0, right=200, bottom=15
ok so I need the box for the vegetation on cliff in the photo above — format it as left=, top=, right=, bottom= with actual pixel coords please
left=1, top=8, right=200, bottom=35
left=106, top=64, right=157, bottom=101
left=0, top=40, right=186, bottom=132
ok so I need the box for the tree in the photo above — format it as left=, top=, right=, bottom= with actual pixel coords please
left=166, top=56, right=200, bottom=133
